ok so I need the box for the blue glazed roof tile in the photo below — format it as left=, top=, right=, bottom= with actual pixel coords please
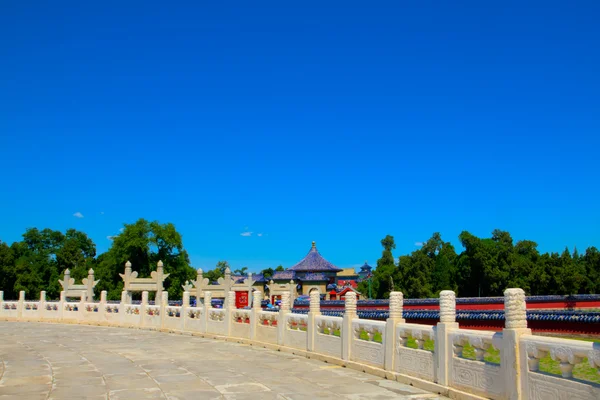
left=300, top=272, right=329, bottom=281
left=270, top=270, right=296, bottom=280
left=289, top=242, right=342, bottom=272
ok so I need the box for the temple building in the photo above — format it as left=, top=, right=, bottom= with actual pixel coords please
left=357, top=261, right=373, bottom=281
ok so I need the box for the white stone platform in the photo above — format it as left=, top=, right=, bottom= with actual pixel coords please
left=0, top=321, right=448, bottom=400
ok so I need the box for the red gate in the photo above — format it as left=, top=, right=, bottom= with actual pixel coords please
left=235, top=291, right=249, bottom=309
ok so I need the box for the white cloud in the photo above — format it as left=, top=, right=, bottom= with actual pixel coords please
left=240, top=232, right=253, bottom=237
left=73, top=212, right=84, bottom=218
left=107, top=235, right=116, bottom=241
left=415, top=242, right=424, bottom=246
left=257, top=233, right=263, bottom=237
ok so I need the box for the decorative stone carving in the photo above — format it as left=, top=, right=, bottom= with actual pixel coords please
left=188, top=309, right=202, bottom=319
left=209, top=310, right=225, bottom=321
left=526, top=343, right=548, bottom=372
left=504, top=288, right=527, bottom=329
left=550, top=346, right=583, bottom=378
left=344, top=291, right=357, bottom=315
left=252, top=291, right=262, bottom=309
left=388, top=291, right=403, bottom=319
left=59, top=268, right=99, bottom=300
left=227, top=290, right=236, bottom=310
left=119, top=261, right=169, bottom=304
left=204, top=291, right=212, bottom=308
left=309, top=290, right=320, bottom=313
left=280, top=292, right=290, bottom=312
left=439, top=290, right=456, bottom=323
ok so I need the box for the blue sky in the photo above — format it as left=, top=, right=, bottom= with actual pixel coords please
left=1, top=2, right=599, bottom=272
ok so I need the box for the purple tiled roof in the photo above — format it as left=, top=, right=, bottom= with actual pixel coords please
left=289, top=242, right=342, bottom=272
left=270, top=270, right=296, bottom=280
left=299, top=272, right=329, bottom=281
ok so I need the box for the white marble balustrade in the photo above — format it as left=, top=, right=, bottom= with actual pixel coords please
left=0, top=288, right=598, bottom=400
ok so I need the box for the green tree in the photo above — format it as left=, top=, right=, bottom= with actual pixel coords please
left=234, top=267, right=248, bottom=275
left=95, top=219, right=195, bottom=300
left=371, top=235, right=396, bottom=298
left=275, top=265, right=285, bottom=272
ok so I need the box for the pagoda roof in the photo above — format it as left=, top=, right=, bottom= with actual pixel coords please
left=289, top=242, right=342, bottom=273
left=359, top=262, right=372, bottom=271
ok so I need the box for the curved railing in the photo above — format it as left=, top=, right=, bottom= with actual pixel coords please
left=0, top=288, right=598, bottom=400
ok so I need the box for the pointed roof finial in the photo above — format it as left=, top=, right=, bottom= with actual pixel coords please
left=312, top=241, right=316, bottom=248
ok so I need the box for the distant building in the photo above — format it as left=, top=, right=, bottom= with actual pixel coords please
left=358, top=261, right=373, bottom=281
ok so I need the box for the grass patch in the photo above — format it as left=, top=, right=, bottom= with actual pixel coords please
left=358, top=330, right=383, bottom=343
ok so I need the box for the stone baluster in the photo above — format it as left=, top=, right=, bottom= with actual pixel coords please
left=195, top=268, right=204, bottom=301
left=588, top=347, right=600, bottom=375
left=278, top=291, right=291, bottom=345
left=384, top=291, right=404, bottom=369
left=17, top=290, right=25, bottom=319
left=503, top=288, right=532, bottom=400
left=182, top=291, right=190, bottom=331
left=250, top=290, right=262, bottom=340
left=39, top=291, right=46, bottom=319
left=156, top=261, right=164, bottom=304
left=342, top=291, right=358, bottom=360
left=307, top=290, right=321, bottom=352
left=140, top=291, right=148, bottom=327
left=79, top=290, right=86, bottom=320
left=120, top=290, right=128, bottom=325
left=59, top=291, right=66, bottom=320
left=100, top=291, right=107, bottom=309
left=202, top=291, right=212, bottom=334
left=225, top=290, right=235, bottom=336
left=86, top=268, right=95, bottom=301
left=437, top=290, right=458, bottom=386
left=160, top=290, right=169, bottom=331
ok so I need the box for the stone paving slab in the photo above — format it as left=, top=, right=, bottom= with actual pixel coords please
left=0, top=322, right=449, bottom=399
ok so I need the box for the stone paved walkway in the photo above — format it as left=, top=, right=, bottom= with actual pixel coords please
left=0, top=322, right=448, bottom=399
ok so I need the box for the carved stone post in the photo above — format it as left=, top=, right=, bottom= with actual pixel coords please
left=155, top=261, right=164, bottom=304
left=195, top=268, right=204, bottom=302
left=79, top=290, right=87, bottom=321
left=384, top=291, right=405, bottom=369
left=250, top=290, right=262, bottom=340
left=39, top=291, right=46, bottom=320
left=182, top=291, right=190, bottom=331
left=307, top=289, right=321, bottom=352
left=342, top=291, right=357, bottom=360
left=160, top=291, right=169, bottom=331
left=225, top=290, right=235, bottom=336
left=503, top=288, right=531, bottom=400
left=120, top=290, right=128, bottom=324
left=100, top=291, right=107, bottom=306
left=224, top=267, right=232, bottom=294
left=86, top=268, right=96, bottom=301
left=436, top=290, right=458, bottom=386
left=203, top=291, right=212, bottom=334
left=140, top=291, right=149, bottom=328
left=63, top=268, right=71, bottom=293
left=277, top=291, right=291, bottom=345
left=123, top=261, right=133, bottom=303
left=59, top=291, right=66, bottom=320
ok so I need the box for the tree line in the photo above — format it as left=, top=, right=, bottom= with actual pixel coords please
left=2, top=222, right=598, bottom=300
left=358, top=230, right=600, bottom=299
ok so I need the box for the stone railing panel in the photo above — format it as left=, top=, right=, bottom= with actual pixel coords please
left=351, top=320, right=386, bottom=367
left=207, top=309, right=227, bottom=336
left=231, top=309, right=251, bottom=339
left=256, top=311, right=278, bottom=344
left=284, top=314, right=308, bottom=350
left=314, top=315, right=342, bottom=358
left=521, top=335, right=600, bottom=400
left=395, top=322, right=436, bottom=381
left=449, top=330, right=504, bottom=399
